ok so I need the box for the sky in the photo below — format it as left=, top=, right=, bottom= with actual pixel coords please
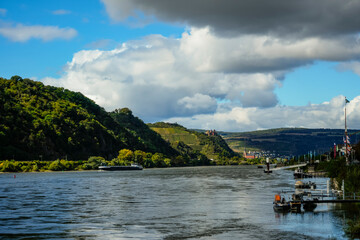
left=1, top=0, right=360, bottom=132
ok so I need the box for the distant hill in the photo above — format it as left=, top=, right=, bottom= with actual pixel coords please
left=0, top=76, right=176, bottom=160
left=148, top=122, right=236, bottom=161
left=221, top=128, right=360, bottom=156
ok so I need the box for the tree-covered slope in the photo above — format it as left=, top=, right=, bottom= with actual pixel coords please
left=0, top=76, right=164, bottom=160
left=110, top=108, right=178, bottom=157
left=148, top=122, right=236, bottom=161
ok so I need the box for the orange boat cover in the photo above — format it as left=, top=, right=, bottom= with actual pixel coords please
left=275, top=194, right=281, bottom=201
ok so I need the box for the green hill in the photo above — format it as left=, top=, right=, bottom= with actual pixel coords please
left=109, top=108, right=178, bottom=156
left=149, top=122, right=236, bottom=161
left=221, top=128, right=360, bottom=156
left=0, top=76, right=175, bottom=160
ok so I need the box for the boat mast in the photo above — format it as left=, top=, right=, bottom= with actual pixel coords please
left=345, top=97, right=349, bottom=165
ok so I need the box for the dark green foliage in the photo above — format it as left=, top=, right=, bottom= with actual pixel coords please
left=0, top=77, right=174, bottom=161
left=317, top=158, right=360, bottom=193
left=345, top=215, right=360, bottom=239
left=110, top=109, right=178, bottom=156
left=0, top=76, right=240, bottom=168
left=0, top=77, right=119, bottom=160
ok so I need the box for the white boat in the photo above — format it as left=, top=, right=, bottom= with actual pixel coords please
left=99, top=164, right=143, bottom=171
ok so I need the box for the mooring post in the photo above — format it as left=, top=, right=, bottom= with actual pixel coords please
left=342, top=180, right=345, bottom=200
left=327, top=180, right=330, bottom=195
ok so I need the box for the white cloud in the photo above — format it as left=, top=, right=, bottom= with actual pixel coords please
left=166, top=95, right=360, bottom=131
left=42, top=28, right=360, bottom=129
left=178, top=93, right=217, bottom=114
left=52, top=9, right=71, bottom=15
left=0, top=23, right=77, bottom=42
left=180, top=27, right=360, bottom=73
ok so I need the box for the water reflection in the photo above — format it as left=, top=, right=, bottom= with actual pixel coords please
left=0, top=166, right=355, bottom=239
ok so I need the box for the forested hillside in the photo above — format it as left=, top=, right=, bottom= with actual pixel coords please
left=110, top=108, right=178, bottom=157
left=149, top=122, right=236, bottom=161
left=0, top=76, right=174, bottom=160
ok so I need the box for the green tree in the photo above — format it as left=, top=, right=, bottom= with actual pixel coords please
left=118, top=149, right=134, bottom=162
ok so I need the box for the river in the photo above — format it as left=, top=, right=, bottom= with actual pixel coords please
left=0, top=166, right=355, bottom=239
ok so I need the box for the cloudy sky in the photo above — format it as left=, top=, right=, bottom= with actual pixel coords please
left=1, top=0, right=360, bottom=132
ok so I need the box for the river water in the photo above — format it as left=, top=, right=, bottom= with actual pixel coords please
left=0, top=166, right=355, bottom=239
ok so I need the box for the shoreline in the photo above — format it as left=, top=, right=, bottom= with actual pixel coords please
left=0, top=164, right=259, bottom=174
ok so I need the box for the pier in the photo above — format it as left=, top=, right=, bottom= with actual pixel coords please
left=276, top=178, right=360, bottom=213
left=270, top=163, right=307, bottom=171
left=303, top=199, right=360, bottom=204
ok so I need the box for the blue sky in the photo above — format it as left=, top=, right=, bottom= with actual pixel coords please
left=0, top=0, right=184, bottom=79
left=1, top=0, right=360, bottom=131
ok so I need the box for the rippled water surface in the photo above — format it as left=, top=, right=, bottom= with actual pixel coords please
left=0, top=166, right=354, bottom=239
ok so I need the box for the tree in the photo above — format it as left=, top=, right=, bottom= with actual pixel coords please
left=151, top=153, right=165, bottom=167
left=118, top=149, right=134, bottom=161
left=134, top=150, right=146, bottom=165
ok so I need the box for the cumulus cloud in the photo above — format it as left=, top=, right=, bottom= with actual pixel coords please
left=166, top=95, right=360, bottom=132
left=178, top=93, right=217, bottom=114
left=101, top=0, right=360, bottom=38
left=42, top=28, right=360, bottom=125
left=0, top=23, right=77, bottom=42
left=180, top=27, right=360, bottom=73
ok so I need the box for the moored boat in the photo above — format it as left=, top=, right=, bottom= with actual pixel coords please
left=99, top=164, right=143, bottom=171
left=294, top=167, right=312, bottom=178
left=273, top=201, right=291, bottom=212
left=295, top=180, right=316, bottom=189
left=273, top=194, right=290, bottom=212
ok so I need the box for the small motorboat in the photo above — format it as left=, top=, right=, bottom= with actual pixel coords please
left=273, top=201, right=291, bottom=212
left=295, top=181, right=316, bottom=189
left=273, top=194, right=290, bottom=213
left=294, top=167, right=312, bottom=178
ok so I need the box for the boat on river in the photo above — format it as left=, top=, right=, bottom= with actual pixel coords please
left=273, top=201, right=291, bottom=212
left=273, top=194, right=290, bottom=212
left=99, top=164, right=143, bottom=171
left=295, top=180, right=316, bottom=189
left=294, top=167, right=312, bottom=178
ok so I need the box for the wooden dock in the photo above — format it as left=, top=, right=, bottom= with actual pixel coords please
left=303, top=199, right=360, bottom=204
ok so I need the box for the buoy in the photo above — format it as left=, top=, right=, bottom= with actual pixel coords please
left=14, top=174, right=16, bottom=178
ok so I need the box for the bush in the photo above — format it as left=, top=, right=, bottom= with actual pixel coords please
left=345, top=219, right=360, bottom=239
left=0, top=160, right=21, bottom=172
left=48, top=160, right=64, bottom=171
left=87, top=156, right=105, bottom=169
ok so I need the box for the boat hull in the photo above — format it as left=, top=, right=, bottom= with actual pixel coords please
left=99, top=166, right=143, bottom=171
left=273, top=203, right=290, bottom=212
